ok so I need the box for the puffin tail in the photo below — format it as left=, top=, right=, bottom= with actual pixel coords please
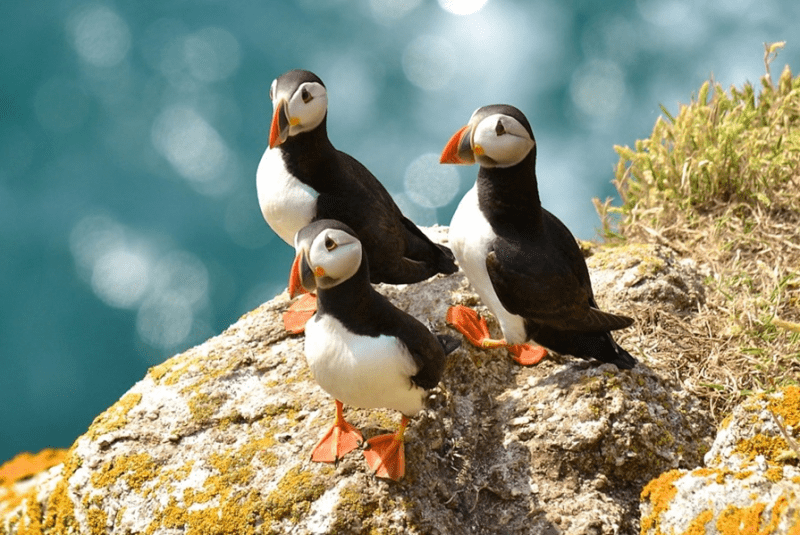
left=399, top=216, right=458, bottom=275
left=603, top=340, right=637, bottom=370
left=434, top=244, right=459, bottom=275
left=436, top=334, right=462, bottom=356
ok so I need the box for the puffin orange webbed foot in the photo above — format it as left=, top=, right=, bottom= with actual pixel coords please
left=507, top=344, right=547, bottom=366
left=363, top=416, right=409, bottom=481
left=282, top=293, right=317, bottom=334
left=446, top=305, right=504, bottom=348
left=311, top=400, right=363, bottom=464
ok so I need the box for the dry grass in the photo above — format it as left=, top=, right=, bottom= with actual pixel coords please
left=595, top=43, right=800, bottom=423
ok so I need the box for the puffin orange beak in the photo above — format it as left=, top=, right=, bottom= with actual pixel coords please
left=269, top=99, right=290, bottom=148
left=288, top=252, right=313, bottom=297
left=440, top=124, right=475, bottom=165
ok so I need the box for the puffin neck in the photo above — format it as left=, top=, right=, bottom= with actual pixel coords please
left=476, top=151, right=543, bottom=234
left=315, top=259, right=375, bottom=320
left=278, top=116, right=336, bottom=191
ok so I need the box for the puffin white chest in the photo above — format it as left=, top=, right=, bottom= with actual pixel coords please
left=304, top=314, right=426, bottom=417
left=449, top=185, right=527, bottom=344
left=256, top=148, right=318, bottom=245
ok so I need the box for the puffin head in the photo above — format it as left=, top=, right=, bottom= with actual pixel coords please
left=289, top=219, right=363, bottom=296
left=268, top=69, right=329, bottom=148
left=440, top=104, right=535, bottom=168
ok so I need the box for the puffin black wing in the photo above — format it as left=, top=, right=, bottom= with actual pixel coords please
left=391, top=315, right=452, bottom=391
left=485, top=238, right=633, bottom=333
left=314, top=150, right=457, bottom=284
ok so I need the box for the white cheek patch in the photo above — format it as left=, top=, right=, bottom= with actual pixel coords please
left=474, top=115, right=534, bottom=168
left=485, top=135, right=529, bottom=164
left=288, top=82, right=328, bottom=135
left=308, top=232, right=362, bottom=288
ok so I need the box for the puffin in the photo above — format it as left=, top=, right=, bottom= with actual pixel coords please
left=439, top=104, right=636, bottom=369
left=257, top=69, right=458, bottom=331
left=290, top=219, right=460, bottom=481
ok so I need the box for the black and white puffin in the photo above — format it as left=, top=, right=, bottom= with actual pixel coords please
left=290, top=219, right=460, bottom=481
left=257, top=69, right=457, bottom=330
left=439, top=104, right=636, bottom=369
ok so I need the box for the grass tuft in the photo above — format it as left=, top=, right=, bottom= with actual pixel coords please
left=595, top=43, right=800, bottom=422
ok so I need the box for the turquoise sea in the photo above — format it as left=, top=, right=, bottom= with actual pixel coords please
left=1, top=0, right=797, bottom=463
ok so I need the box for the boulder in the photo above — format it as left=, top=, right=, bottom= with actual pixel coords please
left=641, top=386, right=800, bottom=535
left=1, top=240, right=714, bottom=535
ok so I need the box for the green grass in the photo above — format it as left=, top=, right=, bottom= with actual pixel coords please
left=594, top=43, right=800, bottom=421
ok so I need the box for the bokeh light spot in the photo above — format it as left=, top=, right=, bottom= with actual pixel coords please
left=437, top=0, right=490, bottom=15
left=136, top=293, right=194, bottom=349
left=69, top=213, right=126, bottom=280
left=151, top=105, right=232, bottom=195
left=183, top=27, right=241, bottom=82
left=402, top=35, right=456, bottom=91
left=570, top=60, right=626, bottom=119
left=369, top=0, right=422, bottom=23
left=636, top=0, right=690, bottom=26
left=151, top=250, right=209, bottom=307
left=91, top=247, right=151, bottom=309
left=316, top=54, right=380, bottom=129
left=404, top=153, right=461, bottom=209
left=67, top=5, right=131, bottom=68
left=392, top=192, right=437, bottom=227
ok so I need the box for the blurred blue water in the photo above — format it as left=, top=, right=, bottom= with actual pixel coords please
left=1, top=0, right=797, bottom=463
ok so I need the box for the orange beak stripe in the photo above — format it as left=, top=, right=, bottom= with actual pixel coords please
left=440, top=125, right=472, bottom=164
left=269, top=105, right=282, bottom=149
left=288, top=253, right=308, bottom=298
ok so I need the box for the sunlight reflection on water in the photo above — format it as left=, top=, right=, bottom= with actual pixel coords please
left=67, top=5, right=131, bottom=68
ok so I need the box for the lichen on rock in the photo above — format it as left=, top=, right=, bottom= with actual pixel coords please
left=0, top=236, right=717, bottom=535
left=641, top=386, right=800, bottom=535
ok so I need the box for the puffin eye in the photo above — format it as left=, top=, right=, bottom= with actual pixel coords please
left=301, top=88, right=312, bottom=103
left=495, top=120, right=506, bottom=136
left=324, top=236, right=337, bottom=251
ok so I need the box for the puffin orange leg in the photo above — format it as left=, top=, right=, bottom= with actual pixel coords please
left=310, top=400, right=363, bottom=464
left=363, top=416, right=409, bottom=481
left=282, top=293, right=318, bottom=334
left=507, top=344, right=548, bottom=366
left=447, top=306, right=547, bottom=366
left=446, top=305, right=506, bottom=348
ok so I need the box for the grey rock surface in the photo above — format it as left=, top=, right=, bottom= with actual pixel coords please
left=1, top=237, right=715, bottom=535
left=640, top=387, right=800, bottom=535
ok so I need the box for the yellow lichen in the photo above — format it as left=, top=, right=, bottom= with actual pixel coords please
left=0, top=449, right=68, bottom=518
left=84, top=496, right=108, bottom=535
left=263, top=465, right=329, bottom=525
left=716, top=502, right=767, bottom=534
left=684, top=509, right=714, bottom=535
left=765, top=466, right=784, bottom=483
left=769, top=385, right=800, bottom=428
left=640, top=469, right=685, bottom=534
left=330, top=483, right=383, bottom=533
left=87, top=392, right=142, bottom=439
left=14, top=496, right=44, bottom=535
left=735, top=434, right=787, bottom=462
left=188, top=391, right=228, bottom=423
left=91, top=452, right=160, bottom=491
left=721, top=414, right=733, bottom=429
left=0, top=449, right=67, bottom=487
left=714, top=492, right=798, bottom=535
left=143, top=431, right=284, bottom=534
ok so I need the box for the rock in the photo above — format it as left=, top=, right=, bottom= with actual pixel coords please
left=586, top=243, right=706, bottom=314
left=1, top=241, right=714, bottom=535
left=0, top=449, right=67, bottom=525
left=640, top=386, right=800, bottom=535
